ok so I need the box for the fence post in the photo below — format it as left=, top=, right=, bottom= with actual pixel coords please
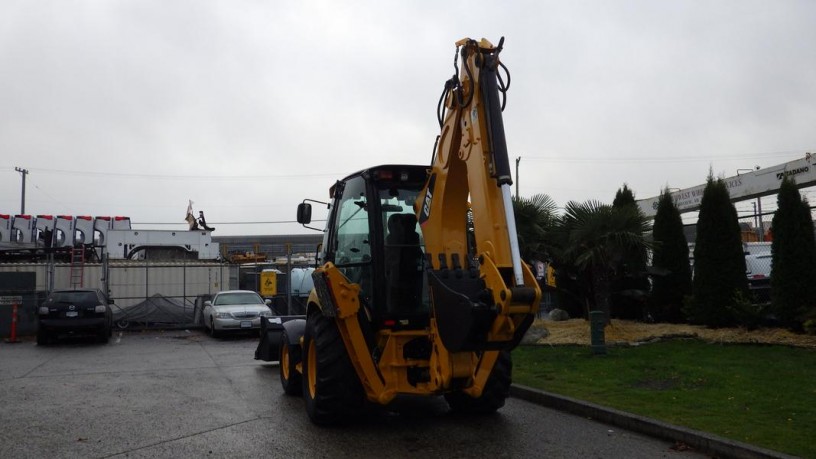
left=286, top=243, right=292, bottom=316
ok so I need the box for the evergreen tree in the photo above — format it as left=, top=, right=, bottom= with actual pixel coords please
left=687, top=174, right=748, bottom=327
left=770, top=177, right=816, bottom=327
left=613, top=183, right=636, bottom=208
left=650, top=188, right=692, bottom=322
left=610, top=184, right=650, bottom=319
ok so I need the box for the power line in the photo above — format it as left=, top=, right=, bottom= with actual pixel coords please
left=22, top=168, right=342, bottom=181
left=523, top=149, right=814, bottom=164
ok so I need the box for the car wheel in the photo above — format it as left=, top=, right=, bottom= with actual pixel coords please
left=98, top=327, right=110, bottom=344
left=209, top=318, right=220, bottom=339
left=36, top=329, right=49, bottom=346
left=302, top=311, right=364, bottom=425
left=280, top=331, right=302, bottom=395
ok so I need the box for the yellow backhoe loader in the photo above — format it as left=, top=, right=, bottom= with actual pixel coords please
left=255, top=37, right=541, bottom=424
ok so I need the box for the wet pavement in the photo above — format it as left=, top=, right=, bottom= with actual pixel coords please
left=0, top=330, right=705, bottom=458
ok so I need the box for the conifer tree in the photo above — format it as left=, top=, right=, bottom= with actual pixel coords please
left=649, top=188, right=692, bottom=322
left=613, top=184, right=636, bottom=208
left=770, top=177, right=816, bottom=327
left=610, top=184, right=649, bottom=319
left=687, top=174, right=748, bottom=326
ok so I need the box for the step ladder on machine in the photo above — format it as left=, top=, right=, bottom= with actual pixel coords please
left=70, top=247, right=85, bottom=288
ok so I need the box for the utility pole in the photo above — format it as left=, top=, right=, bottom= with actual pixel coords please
left=14, top=167, right=28, bottom=214
left=757, top=197, right=764, bottom=241
left=515, top=157, right=521, bottom=198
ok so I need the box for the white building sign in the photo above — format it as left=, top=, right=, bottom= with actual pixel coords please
left=637, top=155, right=816, bottom=218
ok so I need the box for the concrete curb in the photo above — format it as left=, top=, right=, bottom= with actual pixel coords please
left=510, top=384, right=796, bottom=459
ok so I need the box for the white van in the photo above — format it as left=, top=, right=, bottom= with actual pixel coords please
left=745, top=253, right=772, bottom=301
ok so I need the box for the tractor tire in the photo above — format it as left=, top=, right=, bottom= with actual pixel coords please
left=445, top=351, right=512, bottom=414
left=279, top=330, right=302, bottom=396
left=302, top=311, right=365, bottom=425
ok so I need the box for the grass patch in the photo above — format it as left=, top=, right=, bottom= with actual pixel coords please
left=513, top=340, right=816, bottom=458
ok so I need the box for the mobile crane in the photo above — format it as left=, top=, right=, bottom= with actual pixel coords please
left=256, top=37, right=541, bottom=424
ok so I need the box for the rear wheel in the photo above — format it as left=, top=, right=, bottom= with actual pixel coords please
left=445, top=351, right=512, bottom=414
left=36, top=329, right=49, bottom=346
left=279, top=331, right=302, bottom=395
left=302, top=311, right=364, bottom=425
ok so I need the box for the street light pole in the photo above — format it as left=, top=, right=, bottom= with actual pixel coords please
left=14, top=167, right=28, bottom=214
left=515, top=156, right=521, bottom=198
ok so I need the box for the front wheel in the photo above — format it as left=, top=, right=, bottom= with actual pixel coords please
left=209, top=318, right=220, bottom=339
left=302, top=311, right=364, bottom=425
left=97, top=327, right=110, bottom=344
left=445, top=351, right=512, bottom=414
left=280, top=331, right=302, bottom=395
left=36, top=329, right=49, bottom=346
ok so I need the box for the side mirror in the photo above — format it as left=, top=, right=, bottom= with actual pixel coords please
left=204, top=300, right=212, bottom=307
left=264, top=299, right=272, bottom=305
left=297, top=203, right=312, bottom=224
left=108, top=298, right=115, bottom=304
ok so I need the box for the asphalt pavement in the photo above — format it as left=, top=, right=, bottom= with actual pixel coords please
left=0, top=330, right=712, bottom=458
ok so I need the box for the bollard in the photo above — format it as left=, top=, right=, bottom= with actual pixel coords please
left=589, top=310, right=606, bottom=355
left=5, top=303, right=21, bottom=344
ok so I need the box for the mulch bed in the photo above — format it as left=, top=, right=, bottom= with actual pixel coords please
left=531, top=318, right=816, bottom=348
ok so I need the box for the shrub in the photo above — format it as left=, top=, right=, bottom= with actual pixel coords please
left=649, top=188, right=692, bottom=323
left=770, top=176, right=816, bottom=328
left=687, top=174, right=748, bottom=327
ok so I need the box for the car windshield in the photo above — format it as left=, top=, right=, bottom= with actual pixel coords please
left=213, top=292, right=264, bottom=306
left=47, top=291, right=100, bottom=306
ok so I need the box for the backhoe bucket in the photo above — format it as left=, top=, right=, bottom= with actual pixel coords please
left=428, top=267, right=536, bottom=352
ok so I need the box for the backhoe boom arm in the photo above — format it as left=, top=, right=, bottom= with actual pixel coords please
left=417, top=38, right=540, bottom=352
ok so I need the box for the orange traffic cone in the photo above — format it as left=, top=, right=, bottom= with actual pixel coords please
left=5, top=303, right=21, bottom=343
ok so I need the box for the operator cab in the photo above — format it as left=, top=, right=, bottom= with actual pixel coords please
left=298, top=165, right=430, bottom=329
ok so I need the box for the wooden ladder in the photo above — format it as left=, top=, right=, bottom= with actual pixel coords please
left=69, top=247, right=85, bottom=288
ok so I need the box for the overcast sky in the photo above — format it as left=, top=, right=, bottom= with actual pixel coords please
left=2, top=0, right=815, bottom=236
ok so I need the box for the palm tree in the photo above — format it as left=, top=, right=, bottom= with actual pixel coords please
left=512, top=193, right=558, bottom=261
left=551, top=200, right=652, bottom=322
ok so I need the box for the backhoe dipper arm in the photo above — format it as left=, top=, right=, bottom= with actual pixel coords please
left=418, top=38, right=540, bottom=352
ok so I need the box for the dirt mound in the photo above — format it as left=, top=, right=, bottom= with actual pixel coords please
left=531, top=318, right=816, bottom=348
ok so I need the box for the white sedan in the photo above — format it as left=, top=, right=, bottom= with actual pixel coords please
left=203, top=290, right=274, bottom=338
